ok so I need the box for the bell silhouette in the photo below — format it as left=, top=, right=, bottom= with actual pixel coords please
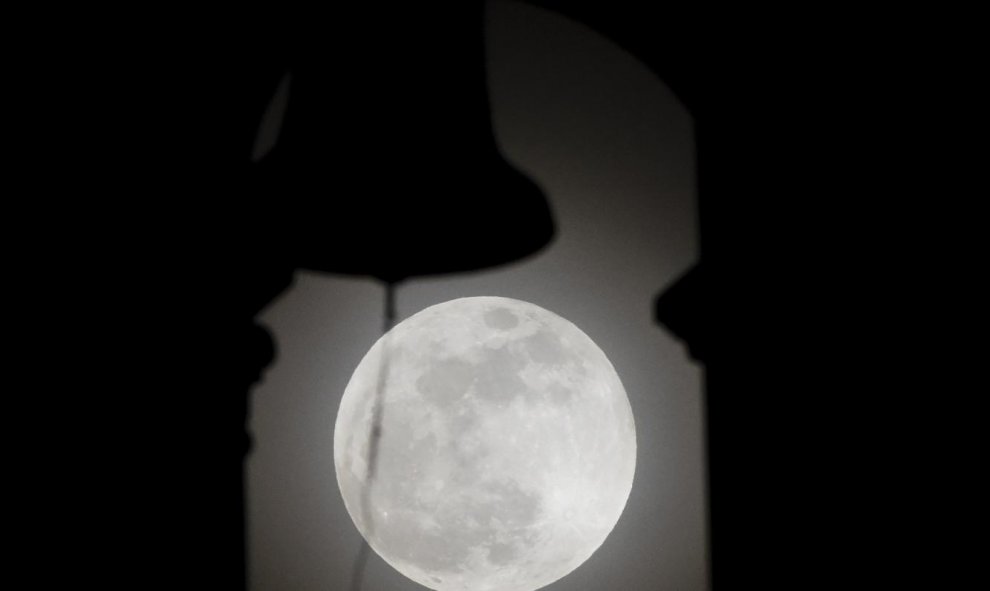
left=255, top=1, right=555, bottom=283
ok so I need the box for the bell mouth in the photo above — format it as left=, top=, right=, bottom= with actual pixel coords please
left=253, top=143, right=555, bottom=283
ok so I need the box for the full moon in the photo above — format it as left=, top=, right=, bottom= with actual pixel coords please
left=334, top=296, right=636, bottom=591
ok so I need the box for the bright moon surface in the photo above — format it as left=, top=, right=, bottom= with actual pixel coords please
left=334, top=296, right=636, bottom=591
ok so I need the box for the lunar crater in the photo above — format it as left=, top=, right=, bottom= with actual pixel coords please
left=484, top=306, right=520, bottom=330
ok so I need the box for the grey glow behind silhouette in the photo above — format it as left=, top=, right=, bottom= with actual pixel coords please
left=248, top=1, right=705, bottom=590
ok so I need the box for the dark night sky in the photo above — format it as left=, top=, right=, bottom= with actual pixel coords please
left=246, top=1, right=705, bottom=589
